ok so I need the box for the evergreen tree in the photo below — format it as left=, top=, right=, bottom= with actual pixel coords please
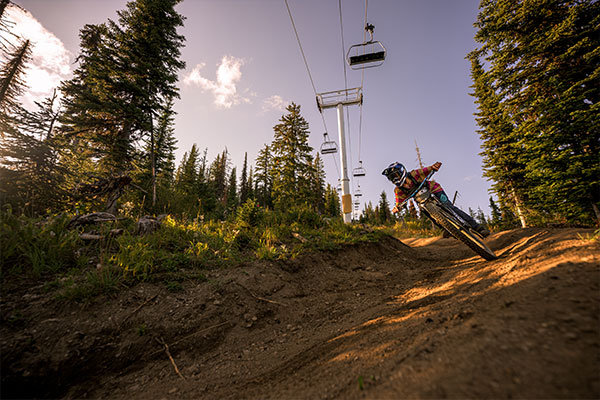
left=489, top=196, right=502, bottom=229
left=209, top=149, right=229, bottom=204
left=0, top=91, right=69, bottom=214
left=239, top=152, right=249, bottom=205
left=309, top=152, right=326, bottom=212
left=377, top=191, right=391, bottom=224
left=152, top=99, right=177, bottom=186
left=324, top=183, right=341, bottom=218
left=0, top=0, right=12, bottom=53
left=226, top=167, right=238, bottom=215
left=469, top=55, right=530, bottom=227
left=254, top=144, right=272, bottom=208
left=138, top=98, right=177, bottom=209
left=59, top=0, right=185, bottom=180
left=246, top=166, right=255, bottom=201
left=0, top=39, right=30, bottom=125
left=175, top=144, right=199, bottom=196
left=270, top=103, right=314, bottom=210
left=470, top=0, right=600, bottom=225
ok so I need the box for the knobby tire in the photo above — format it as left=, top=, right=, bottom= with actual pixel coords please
left=424, top=203, right=497, bottom=261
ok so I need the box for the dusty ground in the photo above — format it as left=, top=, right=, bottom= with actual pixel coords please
left=1, top=227, right=599, bottom=399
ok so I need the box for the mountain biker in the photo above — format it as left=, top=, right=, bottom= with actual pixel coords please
left=382, top=161, right=490, bottom=237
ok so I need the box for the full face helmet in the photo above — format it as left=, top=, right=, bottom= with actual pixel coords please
left=382, top=162, right=407, bottom=187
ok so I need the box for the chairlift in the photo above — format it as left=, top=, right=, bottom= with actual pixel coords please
left=320, top=133, right=338, bottom=155
left=346, top=23, right=387, bottom=70
left=353, top=161, right=366, bottom=177
left=355, top=186, right=363, bottom=197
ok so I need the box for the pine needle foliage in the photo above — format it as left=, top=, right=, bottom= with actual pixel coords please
left=469, top=0, right=600, bottom=226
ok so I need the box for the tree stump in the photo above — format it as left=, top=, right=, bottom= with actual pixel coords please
left=136, top=216, right=161, bottom=235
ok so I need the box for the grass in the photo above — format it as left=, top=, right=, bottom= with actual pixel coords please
left=0, top=206, right=388, bottom=303
left=577, top=228, right=600, bottom=242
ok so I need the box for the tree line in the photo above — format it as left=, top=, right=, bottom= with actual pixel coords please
left=0, top=0, right=340, bottom=221
left=2, top=0, right=598, bottom=228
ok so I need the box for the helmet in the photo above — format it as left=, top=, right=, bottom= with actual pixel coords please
left=382, top=162, right=407, bottom=187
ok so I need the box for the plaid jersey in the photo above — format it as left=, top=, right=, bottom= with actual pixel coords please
left=394, top=166, right=443, bottom=206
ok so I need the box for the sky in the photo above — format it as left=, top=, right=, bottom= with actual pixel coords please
left=7, top=0, right=493, bottom=217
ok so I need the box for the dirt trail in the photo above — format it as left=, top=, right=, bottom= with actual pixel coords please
left=1, top=228, right=599, bottom=399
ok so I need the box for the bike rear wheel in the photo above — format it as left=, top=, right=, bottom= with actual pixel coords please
left=424, top=203, right=497, bottom=261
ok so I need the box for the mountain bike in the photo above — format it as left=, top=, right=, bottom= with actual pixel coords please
left=399, top=171, right=497, bottom=261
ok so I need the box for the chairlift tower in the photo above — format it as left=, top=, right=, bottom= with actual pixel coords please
left=317, top=87, right=363, bottom=223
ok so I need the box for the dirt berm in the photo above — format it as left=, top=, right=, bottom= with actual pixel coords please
left=1, top=227, right=599, bottom=399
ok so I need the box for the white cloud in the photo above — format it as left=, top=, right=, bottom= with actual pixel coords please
left=183, top=55, right=251, bottom=109
left=4, top=5, right=73, bottom=107
left=262, top=95, right=289, bottom=113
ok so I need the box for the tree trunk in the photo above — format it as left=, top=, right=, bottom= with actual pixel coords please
left=592, top=202, right=600, bottom=226
left=510, top=183, right=527, bottom=228
left=151, top=115, right=156, bottom=208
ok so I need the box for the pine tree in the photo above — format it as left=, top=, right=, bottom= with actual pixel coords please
left=0, top=39, right=31, bottom=142
left=309, top=152, right=326, bottom=212
left=60, top=0, right=185, bottom=180
left=153, top=99, right=177, bottom=186
left=175, top=144, right=199, bottom=196
left=254, top=144, right=272, bottom=208
left=270, top=103, right=314, bottom=210
left=239, top=152, right=249, bottom=205
left=0, top=91, right=69, bottom=214
left=246, top=166, right=255, bottom=201
left=360, top=201, right=376, bottom=224
left=377, top=191, right=391, bottom=225
left=209, top=149, right=229, bottom=204
left=138, top=98, right=177, bottom=211
left=226, top=167, right=238, bottom=215
left=469, top=55, right=530, bottom=227
left=324, top=183, right=341, bottom=218
left=489, top=196, right=502, bottom=229
left=470, top=0, right=600, bottom=226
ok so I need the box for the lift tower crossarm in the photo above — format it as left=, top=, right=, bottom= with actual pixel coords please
left=316, top=87, right=363, bottom=112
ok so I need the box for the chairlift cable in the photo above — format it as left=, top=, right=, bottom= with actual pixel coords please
left=284, top=0, right=341, bottom=181
left=358, top=0, right=368, bottom=163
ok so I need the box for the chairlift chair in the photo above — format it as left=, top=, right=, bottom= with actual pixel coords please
left=320, top=133, right=338, bottom=155
left=353, top=161, right=366, bottom=177
left=346, top=23, right=387, bottom=70
left=354, top=186, right=363, bottom=197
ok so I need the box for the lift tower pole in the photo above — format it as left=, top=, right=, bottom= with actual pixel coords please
left=317, top=88, right=363, bottom=223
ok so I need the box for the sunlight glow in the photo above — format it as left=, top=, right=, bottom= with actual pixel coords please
left=5, top=5, right=72, bottom=106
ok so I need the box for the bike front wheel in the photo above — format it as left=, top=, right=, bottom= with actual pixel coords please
left=424, top=203, right=497, bottom=261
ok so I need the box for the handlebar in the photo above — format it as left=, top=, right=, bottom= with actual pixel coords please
left=397, top=170, right=436, bottom=208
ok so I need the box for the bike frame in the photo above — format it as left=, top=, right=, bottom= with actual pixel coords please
left=398, top=172, right=475, bottom=235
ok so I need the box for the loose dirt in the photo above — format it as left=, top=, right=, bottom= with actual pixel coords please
left=1, top=227, right=599, bottom=399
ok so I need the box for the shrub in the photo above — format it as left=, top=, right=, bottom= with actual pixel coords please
left=236, top=198, right=263, bottom=228
left=0, top=210, right=82, bottom=277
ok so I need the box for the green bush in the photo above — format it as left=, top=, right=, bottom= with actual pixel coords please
left=0, top=210, right=82, bottom=277
left=236, top=198, right=263, bottom=228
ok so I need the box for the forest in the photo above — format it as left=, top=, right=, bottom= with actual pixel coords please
left=1, top=0, right=598, bottom=292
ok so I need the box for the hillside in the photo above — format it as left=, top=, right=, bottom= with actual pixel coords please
left=1, top=227, right=599, bottom=399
